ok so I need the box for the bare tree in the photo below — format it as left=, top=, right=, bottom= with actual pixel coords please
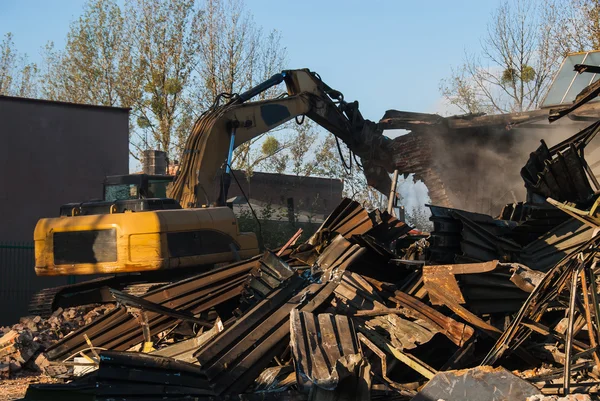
left=440, top=0, right=562, bottom=114
left=193, top=0, right=288, bottom=171
left=548, top=0, right=600, bottom=53
left=40, top=0, right=206, bottom=161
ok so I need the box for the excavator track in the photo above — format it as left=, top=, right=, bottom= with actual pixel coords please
left=28, top=265, right=214, bottom=317
left=28, top=276, right=117, bottom=318
left=28, top=287, right=64, bottom=317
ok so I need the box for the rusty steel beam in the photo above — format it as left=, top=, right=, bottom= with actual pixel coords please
left=362, top=276, right=474, bottom=347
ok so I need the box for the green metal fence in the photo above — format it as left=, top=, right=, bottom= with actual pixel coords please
left=0, top=241, right=66, bottom=325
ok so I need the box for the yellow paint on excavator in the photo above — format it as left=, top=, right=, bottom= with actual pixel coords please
left=34, top=207, right=259, bottom=276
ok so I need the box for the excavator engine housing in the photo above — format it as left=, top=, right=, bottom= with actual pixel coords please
left=34, top=206, right=259, bottom=276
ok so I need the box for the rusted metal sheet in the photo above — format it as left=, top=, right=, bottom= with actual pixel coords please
left=361, top=275, right=474, bottom=347
left=427, top=204, right=516, bottom=264
left=358, top=324, right=437, bottom=380
left=254, top=365, right=297, bottom=392
left=290, top=311, right=361, bottom=391
left=333, top=271, right=388, bottom=313
left=427, top=203, right=590, bottom=286
left=108, top=288, right=213, bottom=327
left=357, top=333, right=417, bottom=396
left=423, top=261, right=498, bottom=305
left=195, top=239, right=367, bottom=397
left=239, top=251, right=297, bottom=310
left=410, top=366, right=541, bottom=401
left=26, top=192, right=600, bottom=399
left=520, top=218, right=592, bottom=271
left=240, top=391, right=308, bottom=401
left=509, top=263, right=545, bottom=293
left=423, top=259, right=533, bottom=314
left=308, top=198, right=372, bottom=242
left=195, top=273, right=309, bottom=394
left=522, top=121, right=600, bottom=202
left=455, top=211, right=521, bottom=263
left=151, top=318, right=224, bottom=363
left=197, top=280, right=344, bottom=396
left=365, top=314, right=439, bottom=351
left=307, top=357, right=371, bottom=401
left=304, top=198, right=410, bottom=250
left=25, top=351, right=216, bottom=400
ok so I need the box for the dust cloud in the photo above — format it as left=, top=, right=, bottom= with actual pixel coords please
left=426, top=119, right=591, bottom=216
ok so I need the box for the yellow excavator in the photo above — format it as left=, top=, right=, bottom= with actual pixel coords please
left=30, top=69, right=394, bottom=314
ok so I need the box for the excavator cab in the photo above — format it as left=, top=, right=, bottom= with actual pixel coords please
left=34, top=172, right=259, bottom=276
left=58, top=174, right=182, bottom=217
left=103, top=174, right=174, bottom=201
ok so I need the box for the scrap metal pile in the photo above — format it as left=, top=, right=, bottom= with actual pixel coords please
left=15, top=120, right=600, bottom=400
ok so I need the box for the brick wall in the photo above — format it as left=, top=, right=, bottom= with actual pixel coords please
left=389, top=132, right=452, bottom=208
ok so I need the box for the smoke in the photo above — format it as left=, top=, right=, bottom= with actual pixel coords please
left=423, top=118, right=590, bottom=216
left=397, top=175, right=430, bottom=212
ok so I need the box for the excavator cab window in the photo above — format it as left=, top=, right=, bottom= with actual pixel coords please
left=103, top=174, right=175, bottom=201
left=147, top=179, right=171, bottom=198
left=105, top=183, right=139, bottom=202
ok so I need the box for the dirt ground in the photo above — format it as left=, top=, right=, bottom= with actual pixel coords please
left=0, top=373, right=60, bottom=401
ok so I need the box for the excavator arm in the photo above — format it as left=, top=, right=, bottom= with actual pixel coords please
left=168, top=69, right=394, bottom=208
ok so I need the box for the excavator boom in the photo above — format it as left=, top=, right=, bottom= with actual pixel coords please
left=168, top=69, right=394, bottom=208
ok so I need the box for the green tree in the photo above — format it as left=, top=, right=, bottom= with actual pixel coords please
left=40, top=0, right=286, bottom=164
left=41, top=0, right=131, bottom=106
left=40, top=0, right=141, bottom=157
left=0, top=32, right=38, bottom=97
left=124, top=0, right=204, bottom=159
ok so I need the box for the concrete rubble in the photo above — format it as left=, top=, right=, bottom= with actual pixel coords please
left=0, top=305, right=115, bottom=377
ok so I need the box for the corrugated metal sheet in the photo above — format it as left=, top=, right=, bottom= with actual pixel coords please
left=520, top=218, right=593, bottom=271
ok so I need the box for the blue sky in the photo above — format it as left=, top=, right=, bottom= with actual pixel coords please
left=0, top=0, right=501, bottom=212
left=1, top=0, right=499, bottom=120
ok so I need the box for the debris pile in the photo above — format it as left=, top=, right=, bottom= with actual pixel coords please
left=0, top=305, right=115, bottom=378
left=13, top=121, right=600, bottom=400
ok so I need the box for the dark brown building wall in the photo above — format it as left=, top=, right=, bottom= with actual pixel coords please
left=0, top=96, right=129, bottom=241
left=0, top=96, right=129, bottom=324
left=225, top=171, right=343, bottom=215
